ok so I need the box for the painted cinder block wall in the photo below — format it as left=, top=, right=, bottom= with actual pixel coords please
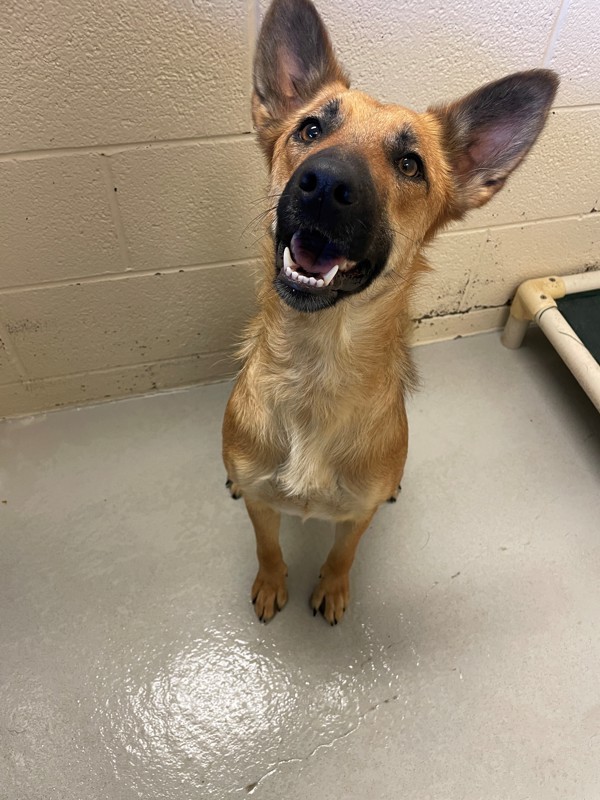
left=0, top=0, right=598, bottom=418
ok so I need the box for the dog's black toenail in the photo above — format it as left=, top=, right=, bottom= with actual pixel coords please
left=225, top=478, right=232, bottom=488
left=313, top=608, right=317, bottom=616
left=387, top=496, right=397, bottom=503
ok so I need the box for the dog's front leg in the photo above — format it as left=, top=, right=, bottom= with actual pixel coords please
left=311, top=511, right=376, bottom=625
left=245, top=497, right=288, bottom=622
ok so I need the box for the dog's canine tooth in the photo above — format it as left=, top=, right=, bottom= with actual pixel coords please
left=283, top=246, right=295, bottom=272
left=322, top=265, right=339, bottom=286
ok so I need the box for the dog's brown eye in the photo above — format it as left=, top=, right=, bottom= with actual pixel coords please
left=398, top=155, right=421, bottom=178
left=299, top=119, right=322, bottom=142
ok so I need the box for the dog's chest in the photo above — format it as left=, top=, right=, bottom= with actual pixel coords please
left=280, top=417, right=338, bottom=493
left=262, top=420, right=355, bottom=518
left=257, top=388, right=374, bottom=519
left=241, top=319, right=388, bottom=519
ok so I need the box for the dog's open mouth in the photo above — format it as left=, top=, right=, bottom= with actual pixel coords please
left=281, top=231, right=357, bottom=290
left=273, top=225, right=387, bottom=312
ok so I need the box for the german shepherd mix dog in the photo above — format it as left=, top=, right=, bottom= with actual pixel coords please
left=223, top=0, right=558, bottom=624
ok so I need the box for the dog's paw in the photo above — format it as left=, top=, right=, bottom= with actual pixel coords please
left=311, top=571, right=349, bottom=625
left=225, top=477, right=242, bottom=500
left=251, top=566, right=288, bottom=622
left=387, top=483, right=402, bottom=503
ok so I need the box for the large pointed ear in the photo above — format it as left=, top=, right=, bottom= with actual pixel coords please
left=430, top=70, right=559, bottom=215
left=252, top=0, right=348, bottom=150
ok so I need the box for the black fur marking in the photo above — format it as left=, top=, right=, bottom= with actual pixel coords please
left=389, top=126, right=419, bottom=157
left=318, top=97, right=342, bottom=131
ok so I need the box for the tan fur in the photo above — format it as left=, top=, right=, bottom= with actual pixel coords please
left=222, top=1, right=557, bottom=625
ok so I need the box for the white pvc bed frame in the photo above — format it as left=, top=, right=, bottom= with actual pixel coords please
left=502, top=271, right=600, bottom=412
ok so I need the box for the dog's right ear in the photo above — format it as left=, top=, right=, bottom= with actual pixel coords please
left=252, top=0, right=348, bottom=154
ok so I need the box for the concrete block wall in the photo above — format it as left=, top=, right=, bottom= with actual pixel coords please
left=0, top=0, right=598, bottom=418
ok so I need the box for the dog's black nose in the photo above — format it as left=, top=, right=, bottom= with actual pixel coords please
left=298, top=167, right=355, bottom=207
left=293, top=149, right=373, bottom=226
left=278, top=147, right=378, bottom=258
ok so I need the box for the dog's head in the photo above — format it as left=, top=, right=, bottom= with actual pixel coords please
left=253, top=0, right=558, bottom=313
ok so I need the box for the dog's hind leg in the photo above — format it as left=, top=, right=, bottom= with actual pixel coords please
left=387, top=483, right=402, bottom=503
left=311, top=510, right=376, bottom=625
left=225, top=477, right=242, bottom=500
left=245, top=497, right=288, bottom=622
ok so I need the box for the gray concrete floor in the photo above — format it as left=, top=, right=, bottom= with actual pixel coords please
left=1, top=330, right=599, bottom=800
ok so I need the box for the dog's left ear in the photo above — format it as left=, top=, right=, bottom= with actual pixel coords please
left=252, top=0, right=348, bottom=153
left=431, top=69, right=559, bottom=215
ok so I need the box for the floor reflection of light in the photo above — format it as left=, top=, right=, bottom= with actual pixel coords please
left=100, top=625, right=298, bottom=794
left=96, top=617, right=400, bottom=796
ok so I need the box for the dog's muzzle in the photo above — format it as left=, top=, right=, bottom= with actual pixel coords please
left=273, top=147, right=391, bottom=312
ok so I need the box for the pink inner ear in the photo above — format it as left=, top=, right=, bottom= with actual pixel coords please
left=468, top=120, right=520, bottom=170
left=276, top=46, right=304, bottom=105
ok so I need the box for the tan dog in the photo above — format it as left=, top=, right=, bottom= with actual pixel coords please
left=223, top=0, right=558, bottom=624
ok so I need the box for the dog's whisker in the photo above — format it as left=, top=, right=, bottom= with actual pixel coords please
left=384, top=225, right=418, bottom=245
left=240, top=206, right=279, bottom=238
left=251, top=191, right=286, bottom=203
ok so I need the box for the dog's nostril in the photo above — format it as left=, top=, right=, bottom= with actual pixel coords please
left=334, top=182, right=354, bottom=205
left=299, top=171, right=318, bottom=193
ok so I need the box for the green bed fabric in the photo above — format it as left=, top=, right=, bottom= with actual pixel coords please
left=556, top=289, right=600, bottom=364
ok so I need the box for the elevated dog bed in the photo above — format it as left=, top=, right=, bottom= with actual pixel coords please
left=502, top=271, right=600, bottom=412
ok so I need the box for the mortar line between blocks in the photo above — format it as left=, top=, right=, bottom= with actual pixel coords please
left=0, top=133, right=255, bottom=162
left=441, top=210, right=596, bottom=238
left=553, top=103, right=600, bottom=111
left=99, top=155, right=132, bottom=270
left=246, top=0, right=260, bottom=120
left=0, top=347, right=237, bottom=389
left=0, top=258, right=259, bottom=295
left=0, top=320, right=30, bottom=382
left=542, top=0, right=571, bottom=67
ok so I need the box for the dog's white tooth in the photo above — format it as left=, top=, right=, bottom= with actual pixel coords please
left=316, top=278, right=324, bottom=288
left=283, top=247, right=295, bottom=271
left=308, top=277, right=317, bottom=286
left=300, top=275, right=309, bottom=284
left=291, top=271, right=299, bottom=280
left=322, top=264, right=339, bottom=286
left=284, top=265, right=292, bottom=276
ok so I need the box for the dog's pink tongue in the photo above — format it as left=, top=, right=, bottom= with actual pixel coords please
left=290, top=231, right=344, bottom=275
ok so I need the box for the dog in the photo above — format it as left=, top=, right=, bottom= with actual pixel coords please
left=222, top=0, right=558, bottom=624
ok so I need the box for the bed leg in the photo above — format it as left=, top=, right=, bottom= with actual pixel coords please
left=501, top=313, right=530, bottom=349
